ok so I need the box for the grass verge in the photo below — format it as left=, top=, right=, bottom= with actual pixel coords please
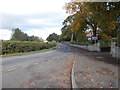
left=0, top=46, right=57, bottom=57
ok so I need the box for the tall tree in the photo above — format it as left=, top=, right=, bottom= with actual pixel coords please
left=61, top=15, right=73, bottom=41
left=29, top=35, right=42, bottom=42
left=11, top=28, right=43, bottom=41
left=61, top=25, right=72, bottom=41
left=46, top=33, right=59, bottom=41
left=64, top=1, right=120, bottom=40
left=11, top=28, right=30, bottom=41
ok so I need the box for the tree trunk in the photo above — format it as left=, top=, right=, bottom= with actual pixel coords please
left=93, top=29, right=97, bottom=36
left=93, top=23, right=97, bottom=36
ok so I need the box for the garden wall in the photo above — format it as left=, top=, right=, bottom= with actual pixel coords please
left=70, top=42, right=101, bottom=52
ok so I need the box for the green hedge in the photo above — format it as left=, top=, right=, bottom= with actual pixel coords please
left=71, top=41, right=92, bottom=46
left=99, top=39, right=111, bottom=48
left=1, top=41, right=56, bottom=55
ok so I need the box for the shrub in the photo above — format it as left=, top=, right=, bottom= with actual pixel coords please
left=2, top=41, right=56, bottom=55
left=100, top=39, right=111, bottom=48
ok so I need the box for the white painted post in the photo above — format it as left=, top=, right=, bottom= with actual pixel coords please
left=71, top=33, right=73, bottom=42
left=98, top=41, right=101, bottom=52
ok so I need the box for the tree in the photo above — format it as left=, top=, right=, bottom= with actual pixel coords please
left=29, top=35, right=43, bottom=42
left=61, top=15, right=74, bottom=41
left=61, top=25, right=72, bottom=41
left=46, top=33, right=59, bottom=41
left=11, top=28, right=43, bottom=41
left=11, top=28, right=30, bottom=41
left=63, top=1, right=120, bottom=42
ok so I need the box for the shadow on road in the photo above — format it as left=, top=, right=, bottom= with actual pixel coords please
left=71, top=46, right=119, bottom=66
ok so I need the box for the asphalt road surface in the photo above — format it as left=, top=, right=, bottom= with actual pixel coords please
left=2, top=43, right=74, bottom=88
left=1, top=43, right=119, bottom=88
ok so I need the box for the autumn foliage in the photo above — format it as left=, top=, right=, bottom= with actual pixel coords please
left=61, top=1, right=119, bottom=43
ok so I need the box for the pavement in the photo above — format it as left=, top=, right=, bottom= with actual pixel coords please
left=71, top=45, right=119, bottom=88
left=1, top=42, right=119, bottom=89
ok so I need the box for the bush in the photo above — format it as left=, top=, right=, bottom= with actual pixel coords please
left=2, top=41, right=56, bottom=55
left=100, top=39, right=111, bottom=48
left=71, top=41, right=92, bottom=46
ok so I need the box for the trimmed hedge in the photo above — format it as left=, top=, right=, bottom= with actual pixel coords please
left=99, top=39, right=111, bottom=48
left=71, top=41, right=92, bottom=46
left=1, top=41, right=56, bottom=55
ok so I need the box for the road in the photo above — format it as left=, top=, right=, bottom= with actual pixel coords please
left=1, top=43, right=119, bottom=88
left=2, top=43, right=75, bottom=88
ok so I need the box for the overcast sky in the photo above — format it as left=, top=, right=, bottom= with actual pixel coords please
left=0, top=0, right=70, bottom=40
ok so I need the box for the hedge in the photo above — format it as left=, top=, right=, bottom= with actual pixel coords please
left=1, top=41, right=56, bottom=55
left=99, top=39, right=111, bottom=48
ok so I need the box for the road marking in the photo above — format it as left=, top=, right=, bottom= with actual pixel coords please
left=7, top=68, right=16, bottom=72
left=22, top=65, right=30, bottom=68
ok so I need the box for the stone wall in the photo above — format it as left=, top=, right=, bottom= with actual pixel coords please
left=87, top=43, right=101, bottom=52
left=70, top=41, right=120, bottom=60
left=70, top=42, right=101, bottom=52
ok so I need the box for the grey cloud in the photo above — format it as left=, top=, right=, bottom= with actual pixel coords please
left=1, top=11, right=66, bottom=31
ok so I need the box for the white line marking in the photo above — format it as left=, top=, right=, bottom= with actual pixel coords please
left=7, top=68, right=16, bottom=72
left=22, top=65, right=30, bottom=68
